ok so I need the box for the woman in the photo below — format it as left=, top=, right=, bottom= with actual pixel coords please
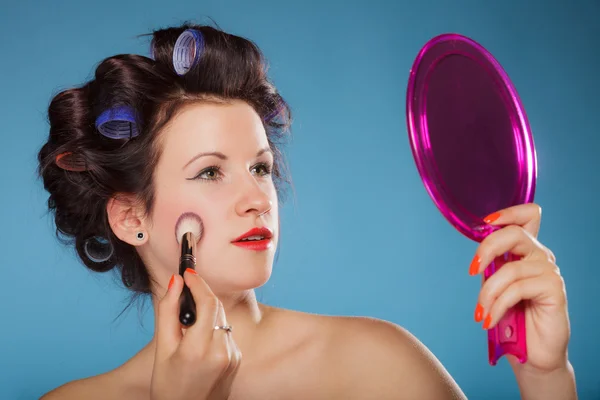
left=38, top=23, right=577, bottom=399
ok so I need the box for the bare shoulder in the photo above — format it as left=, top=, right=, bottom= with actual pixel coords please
left=40, top=368, right=137, bottom=400
left=267, top=308, right=467, bottom=399
left=40, top=374, right=109, bottom=400
left=321, top=315, right=467, bottom=400
left=39, top=340, right=154, bottom=400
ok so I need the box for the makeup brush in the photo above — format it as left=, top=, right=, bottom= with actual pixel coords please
left=174, top=212, right=203, bottom=326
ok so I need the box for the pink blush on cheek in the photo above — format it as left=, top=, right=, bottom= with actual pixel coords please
left=159, top=205, right=205, bottom=243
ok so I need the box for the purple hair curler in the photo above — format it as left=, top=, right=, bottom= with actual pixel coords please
left=173, top=29, right=205, bottom=76
left=406, top=33, right=537, bottom=366
left=95, top=106, right=139, bottom=139
left=264, top=101, right=284, bottom=122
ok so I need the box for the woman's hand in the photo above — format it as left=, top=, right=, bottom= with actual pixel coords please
left=468, top=204, right=574, bottom=381
left=150, top=268, right=242, bottom=400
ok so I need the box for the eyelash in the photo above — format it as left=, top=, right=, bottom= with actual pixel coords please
left=190, top=162, right=273, bottom=182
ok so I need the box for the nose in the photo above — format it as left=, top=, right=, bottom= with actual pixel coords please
left=234, top=176, right=272, bottom=217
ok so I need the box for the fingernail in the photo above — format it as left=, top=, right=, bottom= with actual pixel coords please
left=469, top=255, right=480, bottom=276
left=474, top=303, right=484, bottom=322
left=185, top=268, right=197, bottom=275
left=484, top=212, right=501, bottom=224
left=483, top=314, right=492, bottom=330
left=168, top=274, right=175, bottom=290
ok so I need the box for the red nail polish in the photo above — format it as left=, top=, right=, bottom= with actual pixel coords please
left=469, top=256, right=480, bottom=276
left=168, top=274, right=175, bottom=290
left=484, top=212, right=501, bottom=224
left=474, top=303, right=484, bottom=322
left=185, top=268, right=197, bottom=275
left=483, top=314, right=492, bottom=330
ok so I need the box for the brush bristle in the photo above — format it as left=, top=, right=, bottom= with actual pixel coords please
left=175, top=212, right=203, bottom=243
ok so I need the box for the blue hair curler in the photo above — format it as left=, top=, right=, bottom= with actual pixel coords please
left=173, top=29, right=204, bottom=76
left=95, top=106, right=139, bottom=139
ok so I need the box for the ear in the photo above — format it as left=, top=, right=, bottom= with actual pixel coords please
left=106, top=194, right=149, bottom=246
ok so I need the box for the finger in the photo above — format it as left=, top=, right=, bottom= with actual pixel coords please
left=155, top=274, right=184, bottom=361
left=220, top=337, right=242, bottom=383
left=474, top=260, right=555, bottom=322
left=212, top=301, right=237, bottom=362
left=216, top=304, right=242, bottom=378
left=469, top=225, right=553, bottom=276
left=213, top=298, right=228, bottom=335
left=208, top=340, right=242, bottom=399
left=481, top=275, right=560, bottom=330
left=180, top=268, right=220, bottom=347
left=483, top=203, right=542, bottom=238
left=228, top=334, right=243, bottom=373
left=211, top=301, right=235, bottom=377
left=210, top=299, right=230, bottom=353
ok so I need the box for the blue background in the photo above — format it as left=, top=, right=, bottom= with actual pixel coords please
left=1, top=0, right=598, bottom=398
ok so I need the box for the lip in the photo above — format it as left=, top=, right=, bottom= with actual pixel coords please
left=231, top=227, right=274, bottom=251
left=232, top=227, right=273, bottom=242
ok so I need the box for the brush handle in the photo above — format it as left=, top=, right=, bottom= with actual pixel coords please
left=484, top=252, right=528, bottom=366
left=178, top=259, right=197, bottom=326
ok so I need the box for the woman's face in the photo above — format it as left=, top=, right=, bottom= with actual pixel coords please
left=145, top=100, right=279, bottom=296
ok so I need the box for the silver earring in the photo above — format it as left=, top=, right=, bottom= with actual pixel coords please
left=136, top=232, right=145, bottom=241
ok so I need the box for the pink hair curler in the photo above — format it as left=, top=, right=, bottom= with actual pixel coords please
left=406, top=33, right=537, bottom=366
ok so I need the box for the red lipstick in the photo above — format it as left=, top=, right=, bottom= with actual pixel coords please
left=232, top=227, right=273, bottom=251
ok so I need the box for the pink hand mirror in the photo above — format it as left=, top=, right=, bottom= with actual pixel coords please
left=406, top=33, right=537, bottom=366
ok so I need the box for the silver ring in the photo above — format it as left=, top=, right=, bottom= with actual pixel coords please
left=214, top=325, right=233, bottom=333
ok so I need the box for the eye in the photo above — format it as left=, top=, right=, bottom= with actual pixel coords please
left=191, top=165, right=222, bottom=181
left=252, top=162, right=272, bottom=176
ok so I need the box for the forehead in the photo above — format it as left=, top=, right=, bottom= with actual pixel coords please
left=159, top=100, right=269, bottom=159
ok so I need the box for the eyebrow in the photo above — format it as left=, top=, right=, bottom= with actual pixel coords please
left=183, top=147, right=273, bottom=170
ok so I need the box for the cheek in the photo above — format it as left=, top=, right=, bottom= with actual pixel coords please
left=151, top=181, right=229, bottom=245
left=149, top=199, right=183, bottom=268
left=150, top=181, right=200, bottom=256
